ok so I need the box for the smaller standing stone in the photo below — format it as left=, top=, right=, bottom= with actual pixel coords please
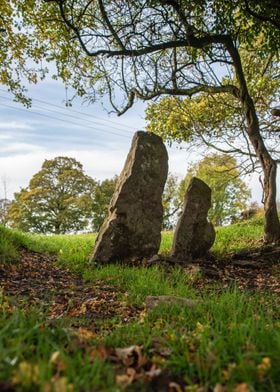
left=171, top=177, right=215, bottom=262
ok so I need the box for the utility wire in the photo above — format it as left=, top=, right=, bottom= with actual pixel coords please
left=0, top=101, right=131, bottom=139
left=0, top=94, right=134, bottom=134
left=33, top=102, right=134, bottom=134
left=0, top=88, right=136, bottom=132
left=35, top=97, right=134, bottom=131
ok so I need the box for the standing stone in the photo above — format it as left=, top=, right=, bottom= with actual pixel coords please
left=171, top=177, right=215, bottom=262
left=90, top=131, right=168, bottom=263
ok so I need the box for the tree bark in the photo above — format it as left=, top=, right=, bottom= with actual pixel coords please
left=262, top=157, right=280, bottom=242
left=241, top=95, right=280, bottom=243
left=226, top=40, right=280, bottom=243
left=54, top=222, right=61, bottom=234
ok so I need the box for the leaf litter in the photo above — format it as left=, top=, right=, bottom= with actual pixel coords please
left=1, top=246, right=279, bottom=391
left=184, top=246, right=280, bottom=294
left=0, top=249, right=141, bottom=329
left=0, top=249, right=186, bottom=390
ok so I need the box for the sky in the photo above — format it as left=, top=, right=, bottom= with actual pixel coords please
left=0, top=77, right=277, bottom=204
left=0, top=78, right=193, bottom=198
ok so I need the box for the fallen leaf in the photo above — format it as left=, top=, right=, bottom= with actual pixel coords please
left=257, top=357, right=271, bottom=379
left=50, top=376, right=74, bottom=392
left=49, top=351, right=60, bottom=365
left=145, top=364, right=162, bottom=378
left=214, top=384, right=227, bottom=392
left=77, top=327, right=95, bottom=341
left=115, top=345, right=146, bottom=367
left=234, top=383, right=250, bottom=392
left=116, top=368, right=136, bottom=388
left=169, top=382, right=183, bottom=392
left=49, top=351, right=67, bottom=373
left=88, top=345, right=111, bottom=360
left=12, top=361, right=40, bottom=386
left=139, top=309, right=146, bottom=324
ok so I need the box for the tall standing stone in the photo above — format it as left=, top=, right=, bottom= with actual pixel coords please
left=171, top=177, right=215, bottom=262
left=91, top=131, right=168, bottom=263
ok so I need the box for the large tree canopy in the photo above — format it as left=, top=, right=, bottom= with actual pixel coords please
left=0, top=1, right=49, bottom=104
left=8, top=157, right=96, bottom=234
left=162, top=155, right=251, bottom=229
left=91, top=176, right=118, bottom=232
left=15, top=0, right=279, bottom=111
left=146, top=50, right=280, bottom=174
left=5, top=0, right=280, bottom=242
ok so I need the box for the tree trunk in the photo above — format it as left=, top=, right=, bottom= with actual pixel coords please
left=243, top=102, right=280, bottom=243
left=262, top=158, right=280, bottom=243
left=227, top=40, right=280, bottom=243
left=54, top=222, right=61, bottom=234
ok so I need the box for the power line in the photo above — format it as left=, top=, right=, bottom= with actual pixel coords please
left=0, top=88, right=136, bottom=132
left=0, top=102, right=131, bottom=139
left=33, top=102, right=134, bottom=134
left=0, top=94, right=134, bottom=134
left=35, top=97, right=134, bottom=131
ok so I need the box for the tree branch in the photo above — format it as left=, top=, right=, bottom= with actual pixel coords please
left=97, top=0, right=125, bottom=50
left=118, top=83, right=240, bottom=115
left=243, top=0, right=280, bottom=29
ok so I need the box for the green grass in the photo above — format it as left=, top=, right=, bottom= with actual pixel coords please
left=1, top=216, right=279, bottom=391
left=1, top=216, right=265, bottom=270
left=104, top=290, right=280, bottom=390
left=0, top=294, right=116, bottom=391
left=212, top=216, right=264, bottom=256
left=10, top=230, right=96, bottom=272
left=83, top=265, right=197, bottom=305
left=0, top=226, right=20, bottom=264
left=159, top=230, right=173, bottom=254
left=1, top=289, right=279, bottom=391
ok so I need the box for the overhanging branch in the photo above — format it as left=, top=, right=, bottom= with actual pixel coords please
left=118, top=84, right=240, bottom=115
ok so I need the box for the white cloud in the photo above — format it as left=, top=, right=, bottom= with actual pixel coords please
left=167, top=145, right=196, bottom=178
left=0, top=121, right=34, bottom=130
left=0, top=147, right=127, bottom=198
left=0, top=134, right=12, bottom=141
left=0, top=143, right=192, bottom=198
left=65, top=148, right=128, bottom=180
left=0, top=142, right=42, bottom=155
left=0, top=143, right=278, bottom=203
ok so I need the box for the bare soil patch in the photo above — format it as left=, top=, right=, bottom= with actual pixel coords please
left=0, top=249, right=141, bottom=330
left=189, top=246, right=280, bottom=294
left=1, top=247, right=279, bottom=319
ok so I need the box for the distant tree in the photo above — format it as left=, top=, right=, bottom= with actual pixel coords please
left=0, top=198, right=11, bottom=227
left=8, top=157, right=96, bottom=234
left=0, top=176, right=11, bottom=227
left=162, top=174, right=182, bottom=230
left=92, top=176, right=118, bottom=232
left=179, top=154, right=251, bottom=226
left=239, top=201, right=260, bottom=221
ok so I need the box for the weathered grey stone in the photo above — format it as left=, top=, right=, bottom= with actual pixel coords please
left=171, top=177, right=215, bottom=262
left=90, top=131, right=168, bottom=263
left=146, top=295, right=199, bottom=310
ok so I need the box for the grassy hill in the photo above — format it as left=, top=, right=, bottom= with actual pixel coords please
left=0, top=217, right=279, bottom=391
left=1, top=216, right=264, bottom=270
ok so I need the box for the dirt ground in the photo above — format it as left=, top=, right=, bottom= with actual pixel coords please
left=0, top=247, right=279, bottom=392
left=1, top=246, right=279, bottom=322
